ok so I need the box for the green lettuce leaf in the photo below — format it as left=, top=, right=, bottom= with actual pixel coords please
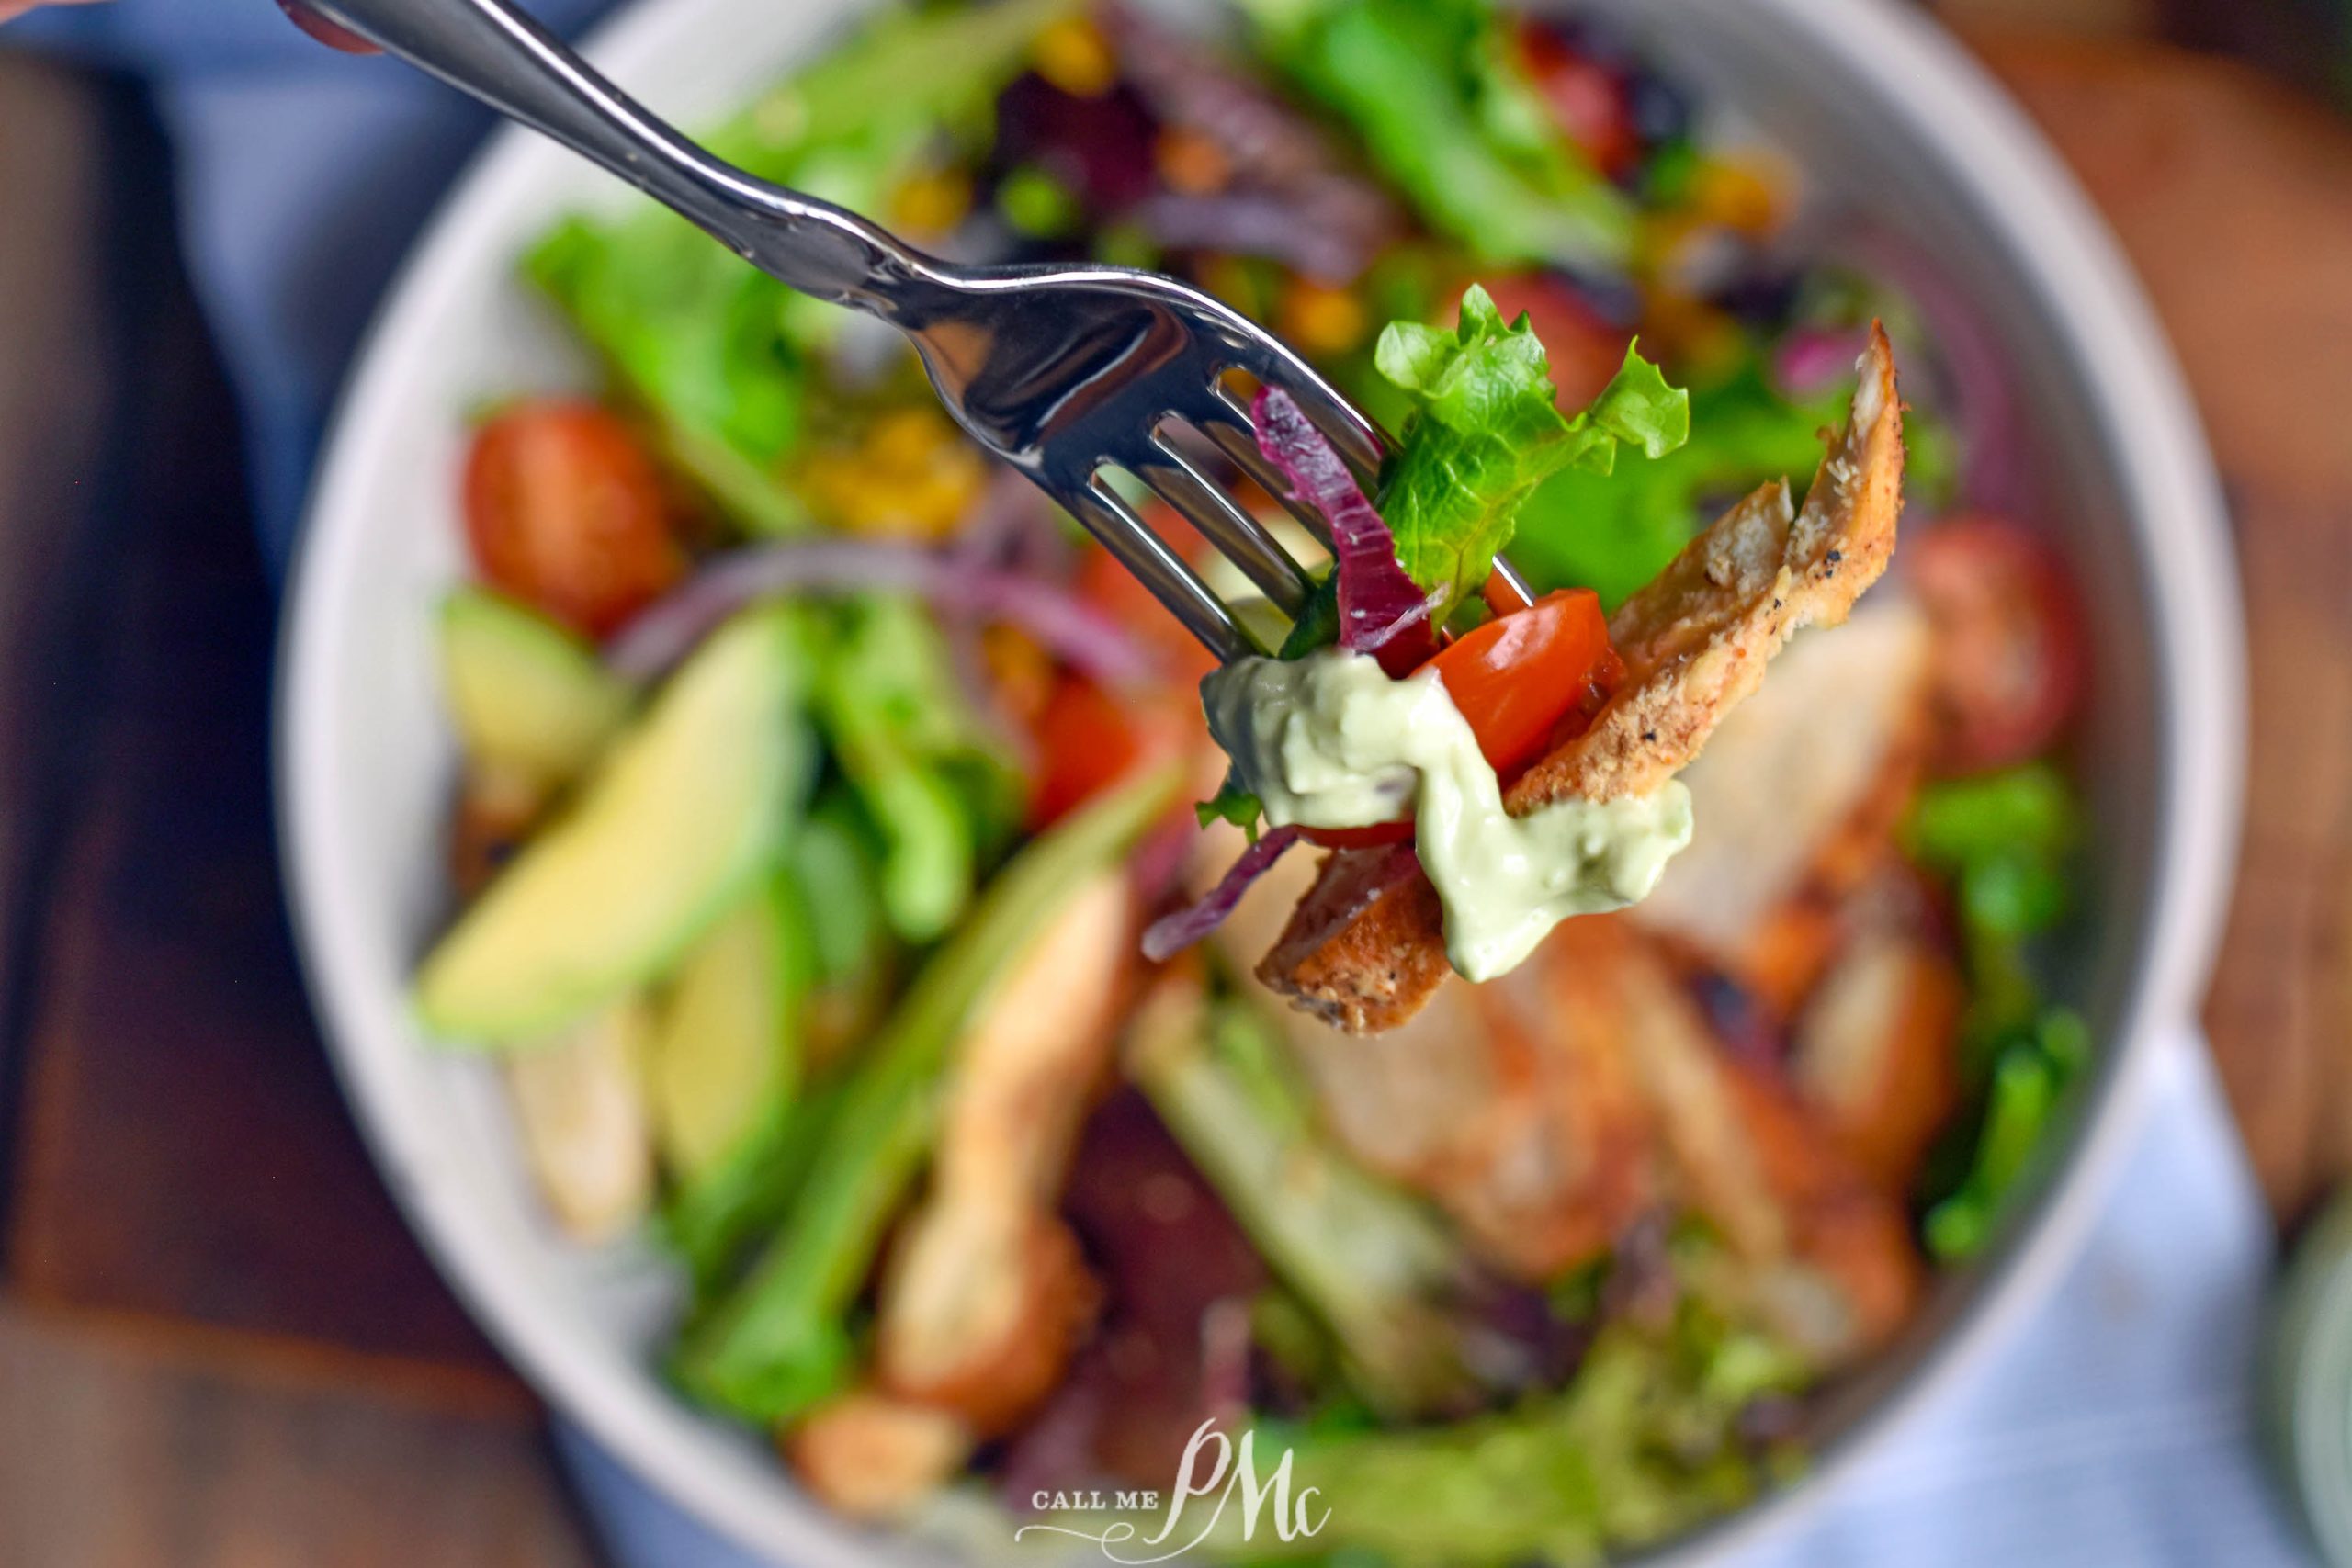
left=1235, top=0, right=1633, bottom=273
left=808, top=596, right=1025, bottom=943
left=1194, top=781, right=1266, bottom=840
left=1374, top=285, right=1689, bottom=620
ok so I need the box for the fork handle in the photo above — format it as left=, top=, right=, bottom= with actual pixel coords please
left=304, top=0, right=930, bottom=317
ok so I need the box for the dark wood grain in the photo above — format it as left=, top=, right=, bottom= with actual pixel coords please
left=0, top=1303, right=594, bottom=1568
left=0, top=79, right=523, bottom=1415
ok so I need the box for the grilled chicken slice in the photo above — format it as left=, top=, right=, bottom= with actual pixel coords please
left=1634, top=596, right=1933, bottom=1007
left=503, top=1000, right=655, bottom=1244
left=1259, top=325, right=1907, bottom=1033
left=1792, top=925, right=1964, bottom=1198
left=1204, top=820, right=1655, bottom=1281
left=785, top=1391, right=974, bottom=1522
left=1556, top=918, right=1923, bottom=1365
left=1425, top=953, right=1664, bottom=1280
left=869, top=873, right=1131, bottom=1434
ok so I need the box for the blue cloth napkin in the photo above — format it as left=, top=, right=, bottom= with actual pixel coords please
left=3, top=9, right=2312, bottom=1562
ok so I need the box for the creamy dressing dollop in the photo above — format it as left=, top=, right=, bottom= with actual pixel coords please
left=1203, top=649, right=1693, bottom=982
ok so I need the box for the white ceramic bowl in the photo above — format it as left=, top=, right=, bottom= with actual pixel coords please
left=277, top=1, right=2244, bottom=1562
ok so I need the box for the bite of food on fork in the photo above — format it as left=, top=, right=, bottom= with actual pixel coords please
left=1155, top=316, right=1906, bottom=1033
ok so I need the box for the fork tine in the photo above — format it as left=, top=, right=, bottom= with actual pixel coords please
left=1056, top=477, right=1261, bottom=663
left=1130, top=436, right=1316, bottom=617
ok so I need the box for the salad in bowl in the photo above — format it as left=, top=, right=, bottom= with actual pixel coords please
left=390, top=0, right=2098, bottom=1559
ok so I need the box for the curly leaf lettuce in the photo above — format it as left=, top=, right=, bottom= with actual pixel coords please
left=1374, top=285, right=1689, bottom=621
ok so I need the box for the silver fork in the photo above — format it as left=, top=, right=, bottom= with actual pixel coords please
left=308, top=0, right=1531, bottom=662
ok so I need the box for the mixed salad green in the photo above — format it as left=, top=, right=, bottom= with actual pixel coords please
left=413, top=1, right=2096, bottom=1560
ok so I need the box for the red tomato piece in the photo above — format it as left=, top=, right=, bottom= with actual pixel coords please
left=462, top=400, right=684, bottom=638
left=1909, top=515, right=2088, bottom=774
left=1513, top=22, right=1640, bottom=181
left=1295, top=590, right=1621, bottom=849
left=1027, top=675, right=1193, bottom=829
left=1428, top=588, right=1618, bottom=778
left=1475, top=273, right=1634, bottom=412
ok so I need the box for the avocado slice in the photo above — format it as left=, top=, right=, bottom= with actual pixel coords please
left=437, top=589, right=631, bottom=794
left=649, top=876, right=811, bottom=1181
left=417, top=607, right=814, bottom=1045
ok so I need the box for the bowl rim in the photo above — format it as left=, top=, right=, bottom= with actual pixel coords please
left=275, top=0, right=2245, bottom=1562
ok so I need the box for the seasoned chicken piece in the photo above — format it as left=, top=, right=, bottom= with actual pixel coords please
left=1202, top=819, right=1654, bottom=1280
left=870, top=874, right=1131, bottom=1434
left=1555, top=919, right=1922, bottom=1365
left=786, top=1391, right=973, bottom=1521
left=1792, top=926, right=1964, bottom=1198
left=503, top=1001, right=655, bottom=1244
left=1425, top=953, right=1662, bottom=1279
left=1634, top=596, right=1933, bottom=1003
left=1260, top=326, right=1907, bottom=1033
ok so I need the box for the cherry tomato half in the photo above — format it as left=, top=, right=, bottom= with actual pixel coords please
left=1027, top=674, right=1193, bottom=829
left=463, top=400, right=684, bottom=639
left=1297, top=589, right=1622, bottom=849
left=1909, top=515, right=2087, bottom=775
left=1513, top=22, right=1640, bottom=182
left=1429, top=587, right=1619, bottom=777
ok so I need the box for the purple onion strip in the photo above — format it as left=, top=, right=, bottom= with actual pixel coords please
left=1140, top=828, right=1303, bottom=962
left=605, top=537, right=1153, bottom=688
left=1250, top=387, right=1441, bottom=672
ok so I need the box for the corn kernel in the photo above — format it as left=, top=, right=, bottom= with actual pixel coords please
left=1033, top=17, right=1117, bottom=99
left=1279, top=278, right=1368, bottom=356
left=796, top=406, right=988, bottom=541
left=1690, top=152, right=1790, bottom=236
left=889, top=167, right=973, bottom=240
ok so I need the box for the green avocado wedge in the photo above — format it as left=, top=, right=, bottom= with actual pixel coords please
left=436, top=589, right=632, bottom=794
left=416, top=607, right=814, bottom=1046
left=648, top=874, right=811, bottom=1182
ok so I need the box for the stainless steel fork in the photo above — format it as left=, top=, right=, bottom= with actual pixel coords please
left=308, top=0, right=1529, bottom=663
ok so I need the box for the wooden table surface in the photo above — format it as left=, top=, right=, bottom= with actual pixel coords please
left=1973, top=37, right=2352, bottom=1224
left=2, top=5, right=2348, bottom=1450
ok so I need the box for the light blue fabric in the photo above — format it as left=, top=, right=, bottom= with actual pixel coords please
left=0, top=10, right=2314, bottom=1563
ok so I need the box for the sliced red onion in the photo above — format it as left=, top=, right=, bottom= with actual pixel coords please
left=1773, top=326, right=1869, bottom=400
left=1250, top=387, right=1441, bottom=673
left=950, top=467, right=1070, bottom=581
left=1140, top=827, right=1303, bottom=962
left=1851, top=228, right=2026, bottom=518
left=605, top=537, right=1153, bottom=688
